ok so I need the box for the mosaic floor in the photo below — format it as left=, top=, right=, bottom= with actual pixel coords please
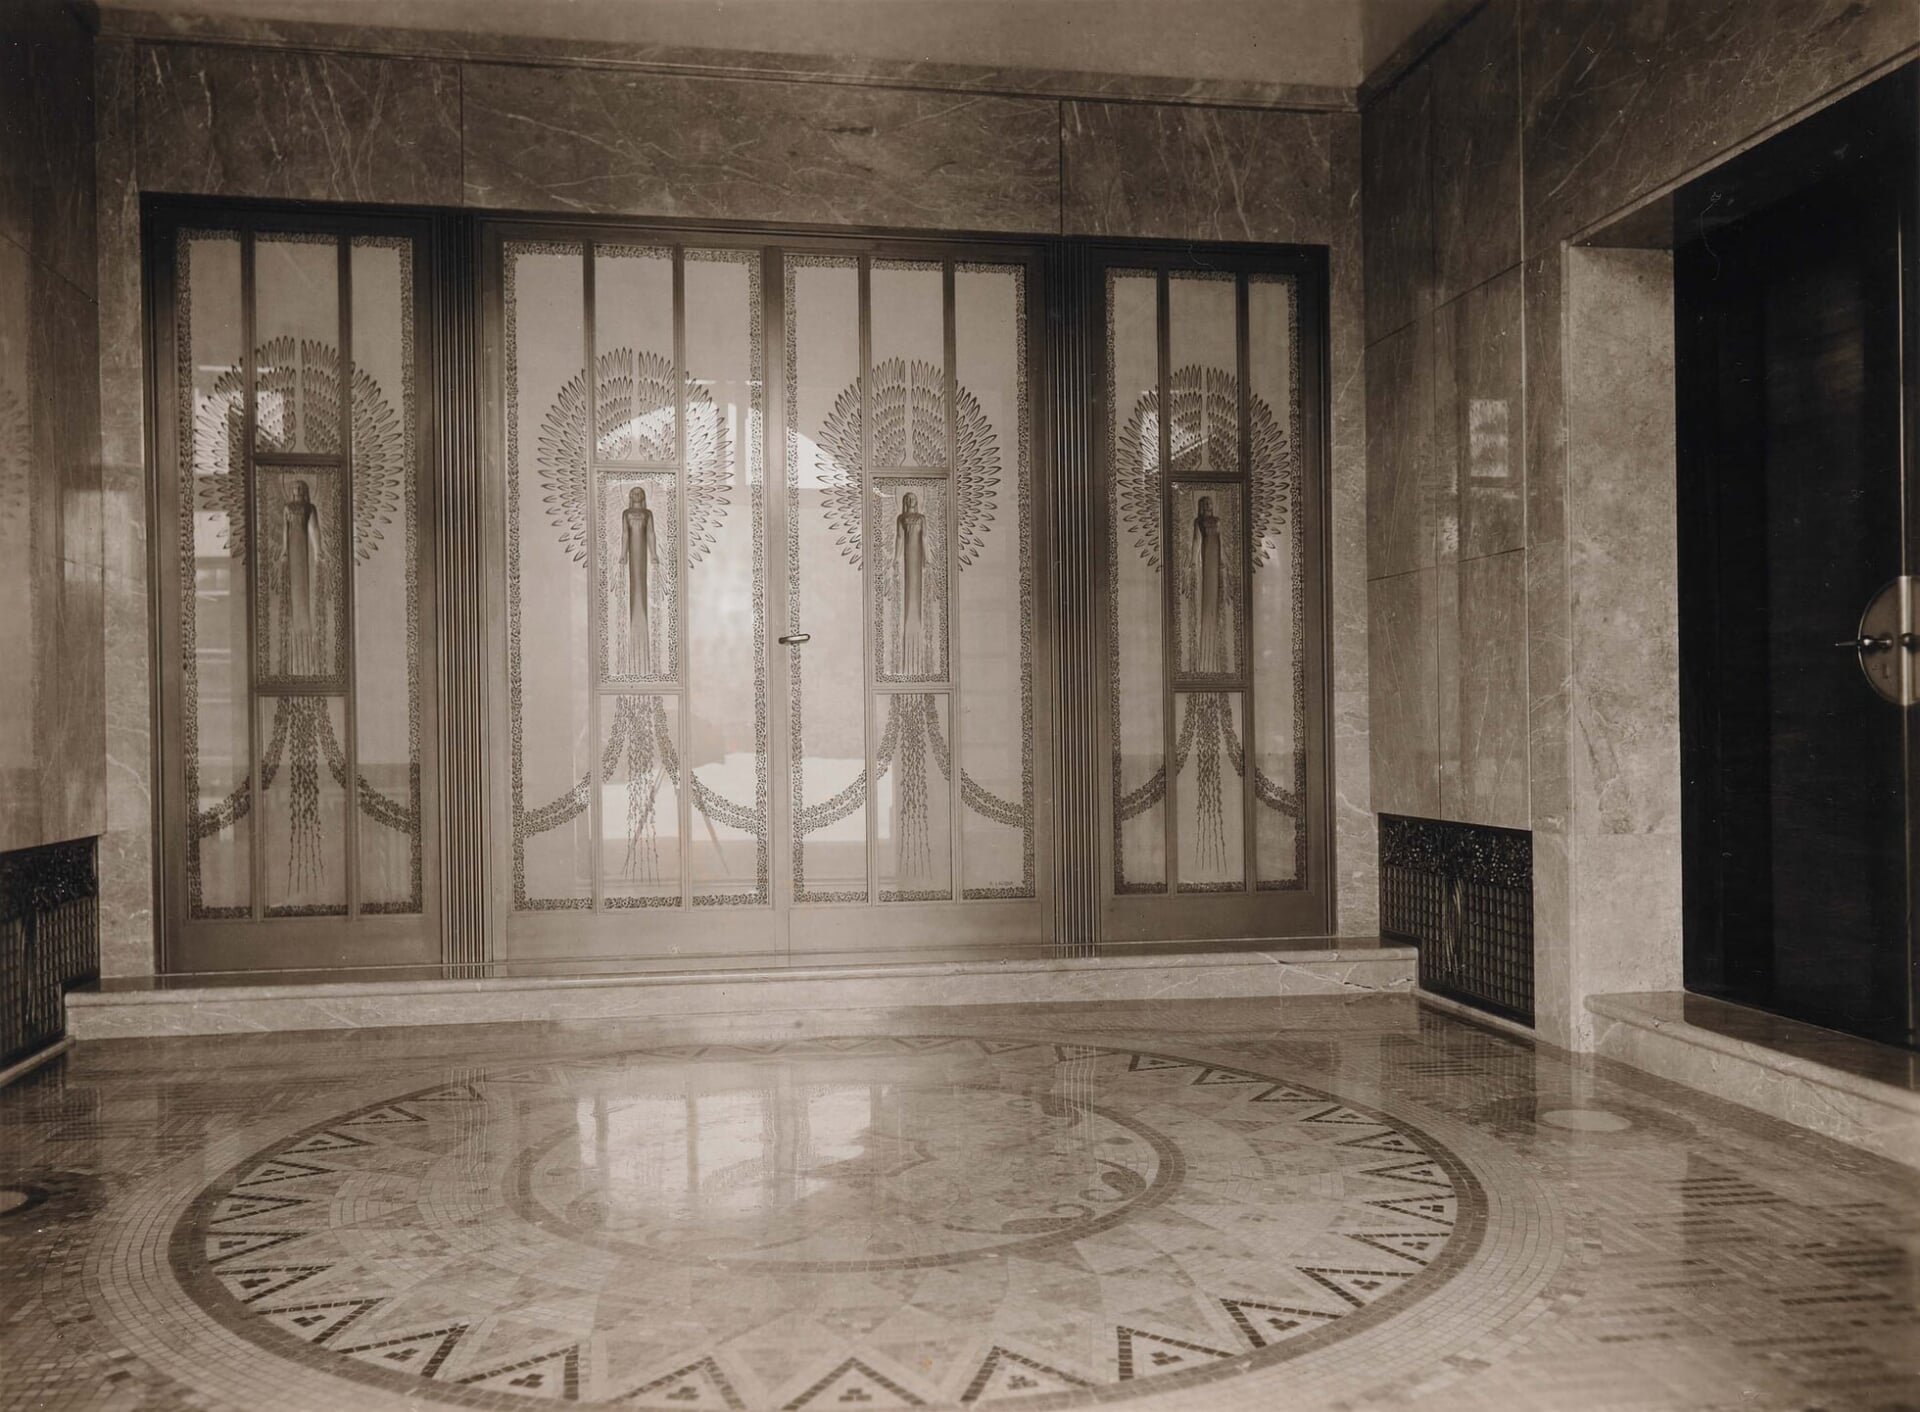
left=3, top=995, right=1918, bottom=1410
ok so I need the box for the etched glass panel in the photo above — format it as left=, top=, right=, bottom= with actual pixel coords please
left=1249, top=276, right=1306, bottom=889
left=507, top=243, right=593, bottom=908
left=787, top=256, right=867, bottom=901
left=594, top=246, right=675, bottom=463
left=684, top=250, right=768, bottom=904
left=876, top=693, right=952, bottom=901
left=953, top=264, right=1033, bottom=899
left=258, top=695, right=349, bottom=915
left=1175, top=692, right=1245, bottom=891
left=871, top=477, right=948, bottom=682
left=598, top=471, right=679, bottom=685
left=178, top=231, right=251, bottom=917
left=1171, top=481, right=1244, bottom=681
left=869, top=261, right=945, bottom=469
left=1167, top=272, right=1238, bottom=475
left=253, top=234, right=340, bottom=455
left=1107, top=270, right=1165, bottom=892
left=601, top=694, right=682, bottom=906
left=350, top=236, right=421, bottom=914
left=254, top=465, right=346, bottom=688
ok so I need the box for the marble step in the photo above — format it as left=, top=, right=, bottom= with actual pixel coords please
left=66, top=942, right=1415, bottom=1040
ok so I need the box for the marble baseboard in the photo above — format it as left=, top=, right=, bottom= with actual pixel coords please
left=65, top=946, right=1416, bottom=1040
left=1588, top=991, right=1920, bottom=1172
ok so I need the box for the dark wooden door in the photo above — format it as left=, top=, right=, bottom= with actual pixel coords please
left=1677, top=66, right=1918, bottom=1047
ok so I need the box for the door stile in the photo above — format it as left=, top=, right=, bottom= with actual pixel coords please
left=763, top=247, right=796, bottom=944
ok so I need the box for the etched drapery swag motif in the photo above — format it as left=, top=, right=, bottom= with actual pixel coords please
left=802, top=357, right=1026, bottom=886
left=1111, top=364, right=1303, bottom=857
left=187, top=338, right=414, bottom=904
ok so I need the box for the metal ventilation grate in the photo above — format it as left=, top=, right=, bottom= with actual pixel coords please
left=1379, top=815, right=1532, bottom=1025
left=0, top=838, right=100, bottom=1073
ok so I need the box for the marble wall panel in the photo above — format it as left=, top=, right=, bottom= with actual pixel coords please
left=465, top=63, right=1058, bottom=232
left=1429, top=0, right=1522, bottom=305
left=1565, top=247, right=1679, bottom=839
left=1368, top=569, right=1440, bottom=818
left=0, top=0, right=97, bottom=298
left=1520, top=0, right=1919, bottom=248
left=1360, top=61, right=1433, bottom=342
left=1440, top=267, right=1525, bottom=561
left=1364, top=315, right=1439, bottom=578
left=136, top=44, right=462, bottom=204
left=1566, top=831, right=1684, bottom=1046
left=1451, top=550, right=1529, bottom=828
left=0, top=236, right=33, bottom=850
left=1529, top=825, right=1572, bottom=1048
left=1061, top=102, right=1333, bottom=243
left=1328, top=112, right=1377, bottom=934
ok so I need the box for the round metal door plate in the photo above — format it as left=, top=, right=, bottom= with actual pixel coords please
left=1852, top=577, right=1909, bottom=705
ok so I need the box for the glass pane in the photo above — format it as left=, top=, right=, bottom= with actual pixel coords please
left=1175, top=692, right=1245, bottom=891
left=869, top=261, right=945, bottom=469
left=876, top=693, right=952, bottom=901
left=594, top=246, right=675, bottom=463
left=179, top=231, right=250, bottom=917
left=787, top=256, right=867, bottom=901
left=685, top=250, right=768, bottom=905
left=1107, top=270, right=1164, bottom=892
left=1171, top=481, right=1245, bottom=680
left=598, top=471, right=679, bottom=684
left=872, top=477, right=948, bottom=682
left=1167, top=272, right=1238, bottom=475
left=258, top=695, right=349, bottom=915
left=601, top=694, right=682, bottom=906
left=254, top=465, right=346, bottom=687
left=253, top=233, right=340, bottom=454
left=507, top=243, right=592, bottom=908
left=350, top=236, right=421, bottom=914
left=954, top=264, right=1034, bottom=899
left=1249, top=276, right=1306, bottom=889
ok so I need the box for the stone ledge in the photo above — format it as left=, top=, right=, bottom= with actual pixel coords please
left=1588, top=991, right=1920, bottom=1171
left=67, top=946, right=1415, bottom=1040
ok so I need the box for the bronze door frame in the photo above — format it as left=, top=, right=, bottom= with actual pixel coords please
left=146, top=201, right=444, bottom=972
left=1083, top=241, right=1335, bottom=943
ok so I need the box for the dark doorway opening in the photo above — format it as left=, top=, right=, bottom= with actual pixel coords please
left=1676, top=63, right=1919, bottom=1049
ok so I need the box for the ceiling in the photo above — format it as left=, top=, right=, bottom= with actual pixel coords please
left=99, top=0, right=1454, bottom=91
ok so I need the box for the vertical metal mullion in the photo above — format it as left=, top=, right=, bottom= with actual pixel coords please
left=1237, top=273, right=1256, bottom=892
left=674, top=247, right=692, bottom=909
left=340, top=235, right=361, bottom=920
left=583, top=244, right=603, bottom=912
left=1157, top=270, right=1176, bottom=895
left=764, top=248, right=793, bottom=940
left=943, top=260, right=962, bottom=901
left=859, top=257, right=878, bottom=905
left=241, top=228, right=264, bottom=922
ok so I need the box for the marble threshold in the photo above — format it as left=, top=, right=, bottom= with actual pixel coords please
left=64, top=941, right=1415, bottom=1041
left=1589, top=991, right=1920, bottom=1172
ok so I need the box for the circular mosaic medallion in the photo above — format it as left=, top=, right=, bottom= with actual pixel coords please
left=172, top=1036, right=1483, bottom=1409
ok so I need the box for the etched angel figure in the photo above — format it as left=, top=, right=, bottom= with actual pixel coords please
left=619, top=486, right=661, bottom=676
left=894, top=491, right=931, bottom=676
left=1190, top=494, right=1231, bottom=674
left=282, top=479, right=324, bottom=675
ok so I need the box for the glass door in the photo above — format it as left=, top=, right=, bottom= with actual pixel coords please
left=152, top=210, right=439, bottom=971
left=489, top=229, right=1046, bottom=964
left=1096, top=250, right=1332, bottom=941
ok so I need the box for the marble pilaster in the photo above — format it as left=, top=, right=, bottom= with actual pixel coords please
left=1448, top=549, right=1529, bottom=829
left=1368, top=569, right=1440, bottom=819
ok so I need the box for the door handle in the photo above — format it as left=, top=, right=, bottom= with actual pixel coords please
left=1844, top=578, right=1917, bottom=706
left=778, top=632, right=811, bottom=646
left=1835, top=634, right=1895, bottom=651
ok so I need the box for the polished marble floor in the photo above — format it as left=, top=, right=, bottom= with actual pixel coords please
left=2, top=994, right=1917, bottom=1410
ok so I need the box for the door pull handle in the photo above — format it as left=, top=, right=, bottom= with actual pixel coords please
left=778, top=632, right=811, bottom=646
left=1835, top=634, right=1895, bottom=651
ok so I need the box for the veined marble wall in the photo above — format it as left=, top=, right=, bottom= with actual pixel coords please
left=1361, top=0, right=1920, bottom=1047
left=91, top=25, right=1374, bottom=973
left=0, top=0, right=104, bottom=858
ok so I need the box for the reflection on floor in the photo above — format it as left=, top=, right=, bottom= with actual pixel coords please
left=2, top=995, right=1917, bottom=1410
